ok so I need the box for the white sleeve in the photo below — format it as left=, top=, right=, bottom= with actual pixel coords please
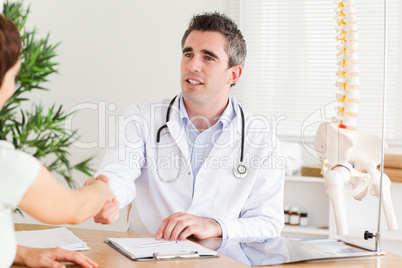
left=222, top=139, right=285, bottom=238
left=0, top=141, right=41, bottom=209
left=95, top=104, right=147, bottom=208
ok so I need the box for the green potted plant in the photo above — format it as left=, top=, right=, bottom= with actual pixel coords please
left=1, top=1, right=93, bottom=192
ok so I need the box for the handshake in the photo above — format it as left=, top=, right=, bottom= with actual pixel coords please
left=84, top=175, right=120, bottom=225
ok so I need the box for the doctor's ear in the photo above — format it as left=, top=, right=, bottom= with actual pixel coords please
left=228, top=65, right=242, bottom=87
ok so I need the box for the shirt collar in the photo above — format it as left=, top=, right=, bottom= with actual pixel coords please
left=179, top=95, right=190, bottom=122
left=178, top=95, right=236, bottom=129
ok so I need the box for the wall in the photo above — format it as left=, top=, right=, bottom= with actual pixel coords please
left=8, top=0, right=230, bottom=231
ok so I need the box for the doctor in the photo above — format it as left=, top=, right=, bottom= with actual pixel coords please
left=92, top=12, right=285, bottom=240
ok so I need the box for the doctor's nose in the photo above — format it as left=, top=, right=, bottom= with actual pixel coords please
left=187, top=57, right=202, bottom=73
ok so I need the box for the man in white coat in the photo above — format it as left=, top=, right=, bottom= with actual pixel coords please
left=91, top=12, right=285, bottom=241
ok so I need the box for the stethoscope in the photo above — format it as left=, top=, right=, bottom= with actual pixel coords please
left=156, top=95, right=248, bottom=182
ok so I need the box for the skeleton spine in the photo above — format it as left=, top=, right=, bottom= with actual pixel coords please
left=334, top=0, right=360, bottom=131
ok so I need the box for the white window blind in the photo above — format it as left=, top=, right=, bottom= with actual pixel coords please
left=229, top=0, right=401, bottom=144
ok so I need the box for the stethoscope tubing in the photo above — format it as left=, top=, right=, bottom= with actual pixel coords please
left=156, top=96, right=178, bottom=143
left=156, top=95, right=247, bottom=181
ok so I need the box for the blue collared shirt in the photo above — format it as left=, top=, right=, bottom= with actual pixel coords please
left=179, top=96, right=235, bottom=183
left=178, top=95, right=236, bottom=239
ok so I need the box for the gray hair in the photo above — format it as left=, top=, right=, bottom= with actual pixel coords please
left=181, top=12, right=247, bottom=69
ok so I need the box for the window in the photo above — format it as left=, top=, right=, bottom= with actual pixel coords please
left=229, top=0, right=401, bottom=144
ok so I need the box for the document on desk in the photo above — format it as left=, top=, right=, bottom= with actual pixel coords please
left=16, top=227, right=89, bottom=251
left=105, top=237, right=219, bottom=261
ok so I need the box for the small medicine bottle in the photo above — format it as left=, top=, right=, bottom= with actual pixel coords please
left=284, top=205, right=290, bottom=225
left=300, top=212, right=308, bottom=226
left=289, top=207, right=300, bottom=226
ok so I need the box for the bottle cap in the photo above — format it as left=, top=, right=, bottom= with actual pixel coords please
left=284, top=205, right=290, bottom=211
left=290, top=206, right=299, bottom=212
left=300, top=212, right=308, bottom=217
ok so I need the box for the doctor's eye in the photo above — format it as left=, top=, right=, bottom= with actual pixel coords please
left=184, top=53, right=193, bottom=58
left=205, top=56, right=214, bottom=61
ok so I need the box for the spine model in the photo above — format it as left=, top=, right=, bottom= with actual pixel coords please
left=335, top=0, right=360, bottom=131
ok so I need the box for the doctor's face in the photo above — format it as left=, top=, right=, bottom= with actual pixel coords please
left=180, top=30, right=239, bottom=107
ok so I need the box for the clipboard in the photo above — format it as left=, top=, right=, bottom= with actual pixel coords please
left=105, top=238, right=219, bottom=261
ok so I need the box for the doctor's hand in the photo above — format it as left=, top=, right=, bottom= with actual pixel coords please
left=85, top=175, right=120, bottom=225
left=155, top=212, right=222, bottom=241
left=93, top=198, right=119, bottom=224
left=14, top=245, right=98, bottom=268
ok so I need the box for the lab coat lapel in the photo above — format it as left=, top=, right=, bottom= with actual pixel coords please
left=166, top=120, right=190, bottom=160
left=165, top=98, right=190, bottom=164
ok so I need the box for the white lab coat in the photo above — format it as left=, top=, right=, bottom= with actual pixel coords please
left=96, top=94, right=285, bottom=238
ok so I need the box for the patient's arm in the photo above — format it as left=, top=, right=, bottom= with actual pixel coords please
left=18, top=165, right=114, bottom=225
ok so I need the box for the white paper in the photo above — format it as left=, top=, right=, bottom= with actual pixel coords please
left=107, top=237, right=218, bottom=259
left=16, top=227, right=89, bottom=251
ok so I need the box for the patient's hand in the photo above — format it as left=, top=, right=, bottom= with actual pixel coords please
left=15, top=245, right=98, bottom=268
left=84, top=176, right=115, bottom=202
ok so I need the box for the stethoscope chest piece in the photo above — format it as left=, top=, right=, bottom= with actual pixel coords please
left=233, top=163, right=248, bottom=179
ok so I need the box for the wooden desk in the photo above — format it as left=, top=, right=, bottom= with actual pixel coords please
left=13, top=224, right=402, bottom=267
